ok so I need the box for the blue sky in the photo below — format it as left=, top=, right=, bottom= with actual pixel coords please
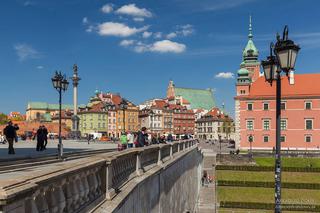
left=1, top=0, right=320, bottom=117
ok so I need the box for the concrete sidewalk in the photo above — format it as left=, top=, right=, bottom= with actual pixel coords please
left=0, top=140, right=117, bottom=160
left=197, top=147, right=216, bottom=213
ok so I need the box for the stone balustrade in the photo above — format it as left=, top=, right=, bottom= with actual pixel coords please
left=0, top=139, right=199, bottom=213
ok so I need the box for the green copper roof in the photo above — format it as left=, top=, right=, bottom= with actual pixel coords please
left=242, top=15, right=259, bottom=59
left=237, top=68, right=249, bottom=76
left=243, top=40, right=258, bottom=57
left=27, top=102, right=73, bottom=110
left=174, top=87, right=215, bottom=110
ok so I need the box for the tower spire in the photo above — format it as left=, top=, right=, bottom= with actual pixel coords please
left=248, top=15, right=253, bottom=40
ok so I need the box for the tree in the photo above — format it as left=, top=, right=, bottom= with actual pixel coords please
left=0, top=113, right=8, bottom=125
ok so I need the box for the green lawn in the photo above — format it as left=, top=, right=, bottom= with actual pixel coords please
left=254, top=157, right=320, bottom=168
left=216, top=170, right=320, bottom=183
left=218, top=187, right=320, bottom=204
left=219, top=209, right=308, bottom=213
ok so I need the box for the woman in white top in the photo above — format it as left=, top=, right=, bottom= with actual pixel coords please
left=127, top=132, right=134, bottom=148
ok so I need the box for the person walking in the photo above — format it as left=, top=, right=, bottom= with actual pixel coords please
left=137, top=127, right=147, bottom=147
left=152, top=134, right=158, bottom=144
left=127, top=131, right=134, bottom=148
left=167, top=133, right=173, bottom=142
left=42, top=125, right=48, bottom=149
left=36, top=126, right=44, bottom=151
left=120, top=132, right=127, bottom=150
left=3, top=121, right=16, bottom=154
left=87, top=134, right=91, bottom=144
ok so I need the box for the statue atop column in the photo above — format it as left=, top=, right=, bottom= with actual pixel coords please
left=71, top=64, right=81, bottom=139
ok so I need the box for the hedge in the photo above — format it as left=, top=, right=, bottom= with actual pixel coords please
left=216, top=165, right=320, bottom=172
left=220, top=201, right=320, bottom=212
left=217, top=180, right=320, bottom=189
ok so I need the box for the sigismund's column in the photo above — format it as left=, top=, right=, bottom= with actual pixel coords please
left=71, top=64, right=81, bottom=138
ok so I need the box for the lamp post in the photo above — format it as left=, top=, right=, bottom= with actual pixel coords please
left=218, top=134, right=222, bottom=162
left=261, top=26, right=300, bottom=213
left=119, top=99, right=128, bottom=133
left=51, top=71, right=69, bottom=159
left=248, top=134, right=253, bottom=160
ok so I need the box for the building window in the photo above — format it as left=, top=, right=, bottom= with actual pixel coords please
left=281, top=102, right=286, bottom=110
left=305, top=102, right=312, bottom=110
left=263, top=136, right=269, bottom=143
left=263, top=103, right=269, bottom=110
left=246, top=120, right=254, bottom=130
left=281, top=119, right=287, bottom=130
left=247, top=103, right=253, bottom=111
left=263, top=120, right=270, bottom=130
left=280, top=136, right=286, bottom=143
left=305, top=119, right=313, bottom=130
left=305, top=135, right=312, bottom=143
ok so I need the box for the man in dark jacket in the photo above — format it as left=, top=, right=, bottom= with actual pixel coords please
left=137, top=127, right=147, bottom=147
left=36, top=126, right=44, bottom=151
left=42, top=125, right=48, bottom=149
left=3, top=121, right=16, bottom=154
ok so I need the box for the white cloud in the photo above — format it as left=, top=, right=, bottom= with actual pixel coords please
left=116, top=4, right=152, bottom=18
left=120, top=39, right=135, bottom=47
left=98, top=22, right=148, bottom=37
left=101, top=3, right=113, bottom=13
left=14, top=44, right=41, bottom=61
left=215, top=72, right=234, bottom=79
left=133, top=17, right=145, bottom=22
left=166, top=25, right=194, bottom=39
left=86, top=25, right=95, bottom=33
left=150, top=40, right=186, bottom=53
left=134, top=44, right=149, bottom=53
left=154, top=32, right=162, bottom=39
left=180, top=24, right=194, bottom=36
left=204, top=0, right=256, bottom=11
left=82, top=17, right=88, bottom=24
left=24, top=1, right=34, bottom=6
left=166, top=32, right=177, bottom=39
left=142, top=31, right=152, bottom=38
left=37, top=65, right=44, bottom=69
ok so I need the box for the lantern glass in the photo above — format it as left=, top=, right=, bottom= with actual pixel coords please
left=275, top=40, right=300, bottom=73
left=276, top=49, right=289, bottom=71
left=62, top=79, right=69, bottom=91
left=263, top=63, right=272, bottom=82
left=51, top=77, right=59, bottom=89
left=289, top=49, right=298, bottom=69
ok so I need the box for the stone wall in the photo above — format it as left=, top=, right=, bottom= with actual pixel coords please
left=106, top=148, right=202, bottom=213
left=0, top=140, right=201, bottom=213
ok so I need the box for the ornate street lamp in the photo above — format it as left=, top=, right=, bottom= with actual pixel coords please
left=248, top=134, right=253, bottom=160
left=261, top=26, right=300, bottom=213
left=51, top=71, right=69, bottom=159
left=119, top=99, right=128, bottom=133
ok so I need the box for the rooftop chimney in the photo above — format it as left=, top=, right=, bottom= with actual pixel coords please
left=289, top=70, right=295, bottom=85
